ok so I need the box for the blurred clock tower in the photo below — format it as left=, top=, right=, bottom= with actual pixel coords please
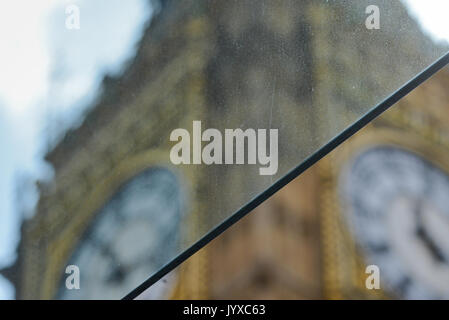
left=4, top=0, right=448, bottom=299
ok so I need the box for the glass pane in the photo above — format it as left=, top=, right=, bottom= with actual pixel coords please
left=0, top=0, right=448, bottom=299
left=141, top=64, right=449, bottom=300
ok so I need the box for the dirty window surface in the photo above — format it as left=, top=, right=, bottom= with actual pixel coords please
left=0, top=0, right=448, bottom=299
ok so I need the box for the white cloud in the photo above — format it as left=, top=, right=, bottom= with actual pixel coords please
left=0, top=0, right=59, bottom=115
left=0, top=276, right=14, bottom=300
left=403, top=0, right=449, bottom=44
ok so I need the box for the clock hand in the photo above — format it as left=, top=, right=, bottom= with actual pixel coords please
left=91, top=237, right=129, bottom=284
left=106, top=264, right=127, bottom=284
left=421, top=205, right=449, bottom=260
left=414, top=199, right=447, bottom=264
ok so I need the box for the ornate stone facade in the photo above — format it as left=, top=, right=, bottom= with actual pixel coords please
left=6, top=0, right=448, bottom=299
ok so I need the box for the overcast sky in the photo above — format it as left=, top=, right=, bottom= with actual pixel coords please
left=0, top=0, right=448, bottom=299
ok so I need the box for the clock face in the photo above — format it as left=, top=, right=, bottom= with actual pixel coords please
left=57, top=168, right=183, bottom=299
left=341, top=146, right=449, bottom=299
